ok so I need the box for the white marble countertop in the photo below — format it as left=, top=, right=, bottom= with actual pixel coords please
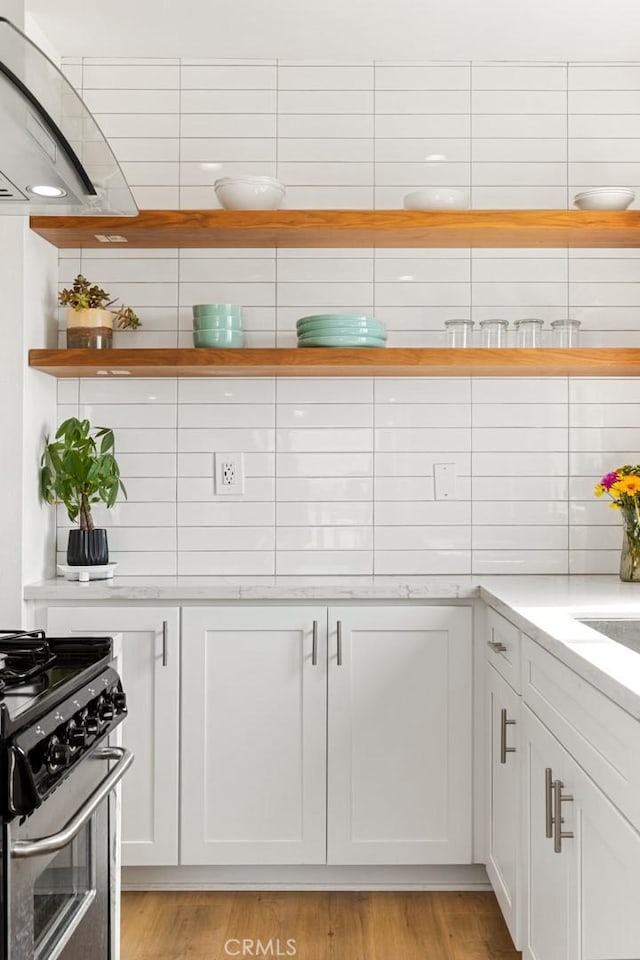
left=24, top=573, right=640, bottom=718
left=23, top=575, right=479, bottom=601
left=479, top=576, right=640, bottom=719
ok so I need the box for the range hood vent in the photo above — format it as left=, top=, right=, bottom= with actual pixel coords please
left=0, top=17, right=137, bottom=216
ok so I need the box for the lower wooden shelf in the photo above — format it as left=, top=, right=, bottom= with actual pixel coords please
left=27, top=347, right=640, bottom=378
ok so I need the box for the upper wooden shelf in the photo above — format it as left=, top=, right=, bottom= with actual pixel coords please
left=29, top=209, right=640, bottom=249
left=28, top=348, right=640, bottom=378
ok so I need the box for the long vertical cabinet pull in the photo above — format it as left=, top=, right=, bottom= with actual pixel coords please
left=311, top=620, right=318, bottom=666
left=545, top=768, right=554, bottom=838
left=162, top=620, right=168, bottom=666
left=336, top=620, right=343, bottom=666
left=552, top=780, right=574, bottom=853
left=499, top=708, right=516, bottom=764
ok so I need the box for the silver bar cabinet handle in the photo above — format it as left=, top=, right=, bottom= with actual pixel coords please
left=499, top=708, right=516, bottom=764
left=336, top=620, right=343, bottom=666
left=553, top=779, right=574, bottom=853
left=312, top=620, right=318, bottom=666
left=545, top=768, right=554, bottom=838
left=162, top=620, right=168, bottom=667
left=487, top=639, right=507, bottom=653
left=12, top=747, right=134, bottom=859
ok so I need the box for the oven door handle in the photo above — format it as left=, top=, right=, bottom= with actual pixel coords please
left=11, top=747, right=134, bottom=860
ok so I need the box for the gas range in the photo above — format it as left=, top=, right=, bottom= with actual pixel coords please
left=0, top=629, right=127, bottom=820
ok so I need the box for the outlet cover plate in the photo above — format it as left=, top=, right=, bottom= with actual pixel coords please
left=214, top=452, right=245, bottom=496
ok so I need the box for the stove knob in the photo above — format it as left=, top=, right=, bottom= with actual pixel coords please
left=65, top=720, right=86, bottom=750
left=112, top=691, right=127, bottom=714
left=85, top=714, right=100, bottom=736
left=100, top=701, right=115, bottom=722
left=46, top=737, right=71, bottom=772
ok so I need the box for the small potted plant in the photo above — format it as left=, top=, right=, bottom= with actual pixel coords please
left=59, top=273, right=141, bottom=349
left=40, top=417, right=127, bottom=569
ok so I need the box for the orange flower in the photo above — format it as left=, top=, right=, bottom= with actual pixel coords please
left=616, top=475, right=640, bottom=496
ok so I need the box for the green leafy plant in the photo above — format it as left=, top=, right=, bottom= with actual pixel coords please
left=58, top=274, right=141, bottom=329
left=40, top=417, right=127, bottom=531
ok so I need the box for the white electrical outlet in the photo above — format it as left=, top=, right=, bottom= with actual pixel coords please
left=215, top=452, right=245, bottom=495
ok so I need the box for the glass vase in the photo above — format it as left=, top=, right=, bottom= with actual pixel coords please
left=619, top=528, right=640, bottom=582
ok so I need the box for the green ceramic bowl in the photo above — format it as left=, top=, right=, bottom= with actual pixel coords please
left=192, top=303, right=243, bottom=318
left=193, top=315, right=243, bottom=330
left=193, top=329, right=245, bottom=348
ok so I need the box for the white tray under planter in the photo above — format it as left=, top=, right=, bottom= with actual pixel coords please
left=57, top=563, right=118, bottom=582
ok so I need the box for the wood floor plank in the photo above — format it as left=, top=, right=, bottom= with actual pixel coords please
left=120, top=891, right=522, bottom=960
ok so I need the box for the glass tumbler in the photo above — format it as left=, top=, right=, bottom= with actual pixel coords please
left=444, top=318, right=474, bottom=348
left=551, top=318, right=581, bottom=347
left=514, top=318, right=544, bottom=348
left=479, top=318, right=508, bottom=347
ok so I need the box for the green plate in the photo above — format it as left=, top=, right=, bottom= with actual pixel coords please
left=297, top=335, right=387, bottom=347
left=296, top=314, right=378, bottom=329
left=297, top=320, right=386, bottom=336
left=297, top=326, right=386, bottom=340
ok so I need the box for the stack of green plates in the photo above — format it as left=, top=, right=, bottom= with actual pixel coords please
left=296, top=314, right=387, bottom=348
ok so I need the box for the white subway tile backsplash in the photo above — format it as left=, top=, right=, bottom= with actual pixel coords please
left=276, top=551, right=372, bottom=576
left=277, top=501, right=372, bottom=526
left=472, top=64, right=566, bottom=90
left=53, top=57, right=640, bottom=578
left=375, top=65, right=470, bottom=90
left=472, top=550, right=568, bottom=575
left=374, top=551, right=470, bottom=575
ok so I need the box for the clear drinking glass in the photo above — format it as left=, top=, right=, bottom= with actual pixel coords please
left=479, top=318, right=508, bottom=347
left=514, top=318, right=544, bottom=348
left=444, top=318, right=474, bottom=347
left=551, top=318, right=581, bottom=347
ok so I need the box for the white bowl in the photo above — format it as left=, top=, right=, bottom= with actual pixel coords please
left=574, top=188, right=635, bottom=210
left=214, top=175, right=285, bottom=210
left=403, top=188, right=469, bottom=211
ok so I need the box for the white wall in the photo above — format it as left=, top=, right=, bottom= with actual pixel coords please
left=25, top=0, right=640, bottom=62
left=52, top=57, right=640, bottom=579
left=0, top=1, right=58, bottom=620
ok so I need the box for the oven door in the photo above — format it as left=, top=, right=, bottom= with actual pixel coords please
left=5, top=746, right=132, bottom=960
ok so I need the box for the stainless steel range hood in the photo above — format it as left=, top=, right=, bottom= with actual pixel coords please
left=0, top=17, right=137, bottom=216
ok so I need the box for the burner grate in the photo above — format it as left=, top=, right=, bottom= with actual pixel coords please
left=0, top=630, right=56, bottom=687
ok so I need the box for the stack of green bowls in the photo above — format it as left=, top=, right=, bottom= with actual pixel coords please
left=296, top=314, right=387, bottom=347
left=192, top=304, right=244, bottom=347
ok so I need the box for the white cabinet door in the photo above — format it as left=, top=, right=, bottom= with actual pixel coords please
left=573, top=758, right=640, bottom=960
left=486, top=662, right=521, bottom=948
left=327, top=605, right=473, bottom=865
left=180, top=606, right=327, bottom=865
left=522, top=704, right=576, bottom=960
left=45, top=606, right=180, bottom=867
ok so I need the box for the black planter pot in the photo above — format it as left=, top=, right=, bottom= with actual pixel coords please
left=67, top=528, right=109, bottom=566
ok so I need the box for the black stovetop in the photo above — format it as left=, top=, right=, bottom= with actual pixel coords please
left=0, top=630, right=114, bottom=738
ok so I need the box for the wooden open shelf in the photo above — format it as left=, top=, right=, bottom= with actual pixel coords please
left=28, top=348, right=640, bottom=378
left=29, top=209, right=640, bottom=249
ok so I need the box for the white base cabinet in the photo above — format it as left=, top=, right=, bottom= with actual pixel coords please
left=45, top=606, right=180, bottom=867
left=523, top=703, right=640, bottom=960
left=327, top=605, right=472, bottom=865
left=180, top=606, right=327, bottom=865
left=181, top=604, right=473, bottom=867
left=486, top=662, right=520, bottom=947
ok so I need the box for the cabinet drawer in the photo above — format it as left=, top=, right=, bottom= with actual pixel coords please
left=486, top=608, right=521, bottom=693
left=522, top=634, right=640, bottom=831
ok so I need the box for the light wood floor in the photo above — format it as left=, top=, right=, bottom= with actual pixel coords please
left=121, top=890, right=521, bottom=960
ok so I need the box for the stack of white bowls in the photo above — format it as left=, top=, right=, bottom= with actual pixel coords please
left=296, top=314, right=387, bottom=348
left=192, top=304, right=244, bottom=348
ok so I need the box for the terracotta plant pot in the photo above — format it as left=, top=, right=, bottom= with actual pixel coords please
left=66, top=308, right=113, bottom=349
left=67, top=528, right=109, bottom=565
